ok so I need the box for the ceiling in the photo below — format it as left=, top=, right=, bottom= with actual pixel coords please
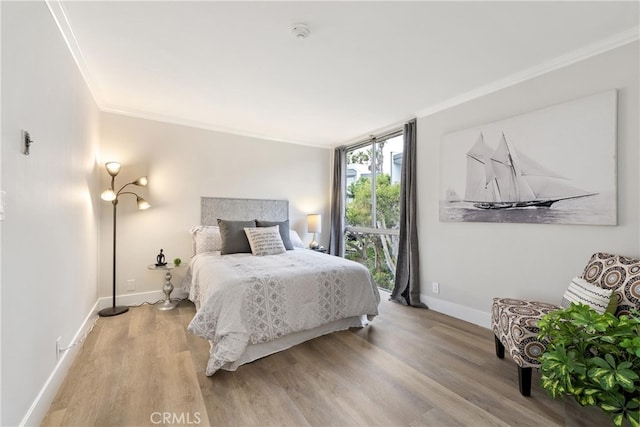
left=50, top=1, right=639, bottom=148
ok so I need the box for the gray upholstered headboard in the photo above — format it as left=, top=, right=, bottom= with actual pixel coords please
left=201, top=197, right=289, bottom=225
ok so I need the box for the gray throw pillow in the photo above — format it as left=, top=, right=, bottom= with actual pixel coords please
left=217, top=219, right=256, bottom=254
left=256, top=219, right=293, bottom=250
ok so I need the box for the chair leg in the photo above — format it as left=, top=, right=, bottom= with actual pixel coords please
left=518, top=366, right=532, bottom=397
left=494, top=335, right=505, bottom=359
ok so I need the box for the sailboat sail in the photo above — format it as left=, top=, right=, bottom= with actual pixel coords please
left=465, top=134, right=498, bottom=202
left=491, top=133, right=536, bottom=202
left=464, top=133, right=595, bottom=209
left=516, top=150, right=566, bottom=180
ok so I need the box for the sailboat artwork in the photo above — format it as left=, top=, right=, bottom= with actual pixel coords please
left=440, top=90, right=616, bottom=225
left=464, top=133, right=596, bottom=210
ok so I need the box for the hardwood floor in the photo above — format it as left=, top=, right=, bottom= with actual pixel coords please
left=42, top=294, right=565, bottom=427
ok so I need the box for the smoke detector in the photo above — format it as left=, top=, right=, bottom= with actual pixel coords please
left=291, top=24, right=310, bottom=40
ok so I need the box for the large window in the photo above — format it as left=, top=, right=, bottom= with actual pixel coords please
left=344, top=131, right=403, bottom=290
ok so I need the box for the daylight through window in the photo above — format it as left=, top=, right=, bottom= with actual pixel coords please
left=343, top=130, right=403, bottom=291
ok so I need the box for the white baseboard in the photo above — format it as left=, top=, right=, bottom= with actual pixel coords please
left=20, top=300, right=100, bottom=426
left=420, top=294, right=491, bottom=329
left=96, top=288, right=189, bottom=310
left=97, top=290, right=164, bottom=309
left=20, top=289, right=191, bottom=426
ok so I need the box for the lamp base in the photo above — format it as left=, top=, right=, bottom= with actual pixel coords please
left=157, top=299, right=179, bottom=311
left=309, top=233, right=319, bottom=249
left=98, top=306, right=129, bottom=317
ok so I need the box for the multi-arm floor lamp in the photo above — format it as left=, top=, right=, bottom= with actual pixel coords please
left=99, top=162, right=150, bottom=317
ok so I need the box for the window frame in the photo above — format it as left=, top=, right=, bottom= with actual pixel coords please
left=343, top=128, right=403, bottom=238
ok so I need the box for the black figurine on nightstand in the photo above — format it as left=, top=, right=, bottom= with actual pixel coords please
left=155, top=249, right=167, bottom=266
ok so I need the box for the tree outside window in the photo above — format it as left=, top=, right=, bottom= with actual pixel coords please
left=344, top=133, right=403, bottom=290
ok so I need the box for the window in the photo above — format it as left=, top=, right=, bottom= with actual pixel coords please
left=343, top=130, right=403, bottom=290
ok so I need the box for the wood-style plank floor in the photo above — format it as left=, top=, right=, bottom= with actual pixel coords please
left=42, top=293, right=566, bottom=427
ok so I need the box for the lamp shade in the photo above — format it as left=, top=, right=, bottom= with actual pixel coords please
left=307, top=214, right=321, bottom=233
left=136, top=196, right=151, bottom=210
left=101, top=189, right=117, bottom=201
left=134, top=176, right=148, bottom=186
left=105, top=162, right=121, bottom=176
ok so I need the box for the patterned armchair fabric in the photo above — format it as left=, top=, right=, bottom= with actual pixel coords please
left=491, top=252, right=640, bottom=396
left=491, top=299, right=560, bottom=368
left=581, top=252, right=640, bottom=317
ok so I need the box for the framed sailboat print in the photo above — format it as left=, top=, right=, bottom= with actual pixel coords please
left=439, top=90, right=617, bottom=225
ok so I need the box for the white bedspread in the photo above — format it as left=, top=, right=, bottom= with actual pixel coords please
left=185, top=249, right=380, bottom=375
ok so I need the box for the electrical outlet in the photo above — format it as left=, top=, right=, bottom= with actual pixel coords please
left=126, top=279, right=136, bottom=292
left=432, top=281, right=440, bottom=294
left=56, top=337, right=62, bottom=360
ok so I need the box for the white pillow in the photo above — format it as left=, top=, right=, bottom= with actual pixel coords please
left=244, top=226, right=286, bottom=256
left=190, top=226, right=222, bottom=255
left=560, top=277, right=614, bottom=314
left=289, top=229, right=305, bottom=249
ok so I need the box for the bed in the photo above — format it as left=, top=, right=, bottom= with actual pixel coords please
left=183, top=197, right=381, bottom=376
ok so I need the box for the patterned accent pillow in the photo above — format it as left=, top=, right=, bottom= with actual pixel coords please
left=560, top=277, right=614, bottom=314
left=244, top=226, right=286, bottom=256
left=256, top=219, right=293, bottom=250
left=190, top=226, right=222, bottom=255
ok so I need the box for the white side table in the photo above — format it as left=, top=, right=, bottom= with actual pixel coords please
left=147, top=264, right=181, bottom=310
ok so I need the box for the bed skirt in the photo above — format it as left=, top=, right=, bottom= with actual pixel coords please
left=210, top=315, right=369, bottom=373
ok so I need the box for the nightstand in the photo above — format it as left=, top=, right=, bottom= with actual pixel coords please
left=310, top=247, right=327, bottom=253
left=147, top=264, right=181, bottom=310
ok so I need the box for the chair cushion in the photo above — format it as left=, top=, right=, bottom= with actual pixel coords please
left=581, top=252, right=640, bottom=317
left=491, top=298, right=561, bottom=368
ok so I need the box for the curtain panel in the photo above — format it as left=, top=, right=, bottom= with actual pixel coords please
left=328, top=147, right=346, bottom=257
left=390, top=119, right=427, bottom=308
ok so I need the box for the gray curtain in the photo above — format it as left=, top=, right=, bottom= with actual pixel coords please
left=328, top=147, right=346, bottom=257
left=390, top=119, right=427, bottom=308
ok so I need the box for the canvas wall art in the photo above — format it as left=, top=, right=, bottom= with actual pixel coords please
left=439, top=90, right=617, bottom=225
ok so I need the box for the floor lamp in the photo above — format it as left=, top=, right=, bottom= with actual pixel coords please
left=99, top=162, right=150, bottom=317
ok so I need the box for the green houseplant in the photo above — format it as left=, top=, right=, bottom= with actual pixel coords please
left=537, top=303, right=640, bottom=427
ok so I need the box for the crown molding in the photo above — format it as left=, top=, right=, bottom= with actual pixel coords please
left=100, top=105, right=332, bottom=149
left=416, top=26, right=640, bottom=119
left=46, top=0, right=104, bottom=106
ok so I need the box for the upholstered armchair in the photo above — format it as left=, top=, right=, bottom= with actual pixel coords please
left=491, top=252, right=640, bottom=396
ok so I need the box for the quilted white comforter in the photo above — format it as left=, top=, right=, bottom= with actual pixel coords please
left=185, top=249, right=380, bottom=375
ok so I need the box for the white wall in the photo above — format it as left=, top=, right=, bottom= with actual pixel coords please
left=98, top=113, right=332, bottom=299
left=417, top=42, right=639, bottom=326
left=1, top=2, right=101, bottom=426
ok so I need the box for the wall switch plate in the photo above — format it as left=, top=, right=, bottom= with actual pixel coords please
left=432, top=282, right=440, bottom=294
left=23, top=130, right=33, bottom=155
left=126, top=279, right=136, bottom=292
